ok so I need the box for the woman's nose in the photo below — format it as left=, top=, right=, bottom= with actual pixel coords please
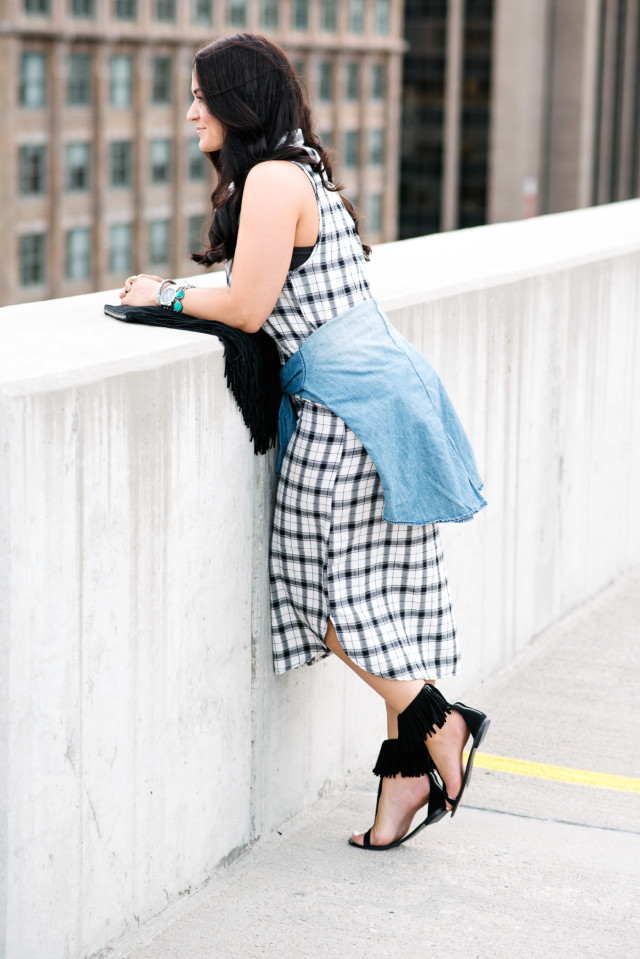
left=186, top=101, right=197, bottom=121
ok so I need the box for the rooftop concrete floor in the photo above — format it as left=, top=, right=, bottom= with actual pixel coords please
left=114, top=568, right=640, bottom=959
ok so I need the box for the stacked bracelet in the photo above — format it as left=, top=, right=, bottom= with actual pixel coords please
left=157, top=280, right=195, bottom=312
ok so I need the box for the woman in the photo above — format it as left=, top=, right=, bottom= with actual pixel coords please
left=121, top=33, right=489, bottom=850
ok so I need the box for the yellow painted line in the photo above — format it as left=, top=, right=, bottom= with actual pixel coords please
left=464, top=751, right=640, bottom=793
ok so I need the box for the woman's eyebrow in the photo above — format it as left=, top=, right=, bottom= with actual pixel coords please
left=192, top=87, right=201, bottom=95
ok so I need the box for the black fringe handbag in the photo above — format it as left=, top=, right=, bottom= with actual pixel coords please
left=104, top=303, right=281, bottom=456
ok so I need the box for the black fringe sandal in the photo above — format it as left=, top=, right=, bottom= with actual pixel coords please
left=348, top=739, right=448, bottom=851
left=396, top=684, right=491, bottom=817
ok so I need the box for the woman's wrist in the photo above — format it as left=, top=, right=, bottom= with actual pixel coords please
left=157, top=281, right=196, bottom=312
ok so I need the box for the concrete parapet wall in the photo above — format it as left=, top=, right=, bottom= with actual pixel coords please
left=1, top=200, right=639, bottom=958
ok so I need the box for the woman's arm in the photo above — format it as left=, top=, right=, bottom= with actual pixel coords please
left=120, top=161, right=317, bottom=333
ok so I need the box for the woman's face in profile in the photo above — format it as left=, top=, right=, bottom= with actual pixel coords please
left=187, top=71, right=225, bottom=152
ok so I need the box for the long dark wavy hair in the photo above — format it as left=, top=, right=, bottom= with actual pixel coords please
left=190, top=33, right=371, bottom=267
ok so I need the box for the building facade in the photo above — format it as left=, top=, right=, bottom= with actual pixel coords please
left=400, top=0, right=640, bottom=238
left=0, top=0, right=404, bottom=306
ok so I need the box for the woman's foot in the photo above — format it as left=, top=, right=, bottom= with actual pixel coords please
left=350, top=773, right=431, bottom=848
left=424, top=708, right=470, bottom=809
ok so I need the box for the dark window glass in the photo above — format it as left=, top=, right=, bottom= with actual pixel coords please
left=109, top=223, right=132, bottom=274
left=71, top=0, right=95, bottom=15
left=348, top=0, right=364, bottom=33
left=321, top=0, right=337, bottom=31
left=374, top=0, right=391, bottom=35
left=318, top=61, right=333, bottom=101
left=367, top=193, right=382, bottom=232
left=155, top=0, right=175, bottom=21
left=369, top=129, right=384, bottom=165
left=187, top=214, right=204, bottom=255
left=110, top=55, right=133, bottom=107
left=114, top=0, right=137, bottom=20
left=152, top=56, right=172, bottom=104
left=24, top=0, right=50, bottom=13
left=292, top=0, right=308, bottom=30
left=67, top=53, right=92, bottom=106
left=192, top=0, right=211, bottom=24
left=19, top=233, right=46, bottom=286
left=261, top=0, right=278, bottom=28
left=150, top=138, right=171, bottom=183
left=65, top=227, right=91, bottom=280
left=110, top=140, right=133, bottom=187
left=66, top=142, right=91, bottom=191
left=19, top=53, right=47, bottom=107
left=372, top=62, right=386, bottom=100
left=188, top=137, right=207, bottom=180
left=149, top=219, right=171, bottom=264
left=346, top=62, right=360, bottom=101
left=19, top=145, right=47, bottom=194
left=228, top=0, right=246, bottom=26
left=345, top=130, right=360, bottom=167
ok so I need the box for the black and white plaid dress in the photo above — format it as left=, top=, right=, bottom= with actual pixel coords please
left=263, top=152, right=459, bottom=680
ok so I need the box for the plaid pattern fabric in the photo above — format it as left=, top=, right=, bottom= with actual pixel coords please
left=270, top=403, right=459, bottom=678
left=262, top=152, right=372, bottom=363
left=265, top=151, right=459, bottom=679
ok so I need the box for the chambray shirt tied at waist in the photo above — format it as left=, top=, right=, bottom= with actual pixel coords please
left=277, top=297, right=487, bottom=526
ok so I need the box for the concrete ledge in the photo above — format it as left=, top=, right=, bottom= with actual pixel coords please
left=1, top=200, right=639, bottom=958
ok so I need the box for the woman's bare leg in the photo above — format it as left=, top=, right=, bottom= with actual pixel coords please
left=325, top=620, right=469, bottom=818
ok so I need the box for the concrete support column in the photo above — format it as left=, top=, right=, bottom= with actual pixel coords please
left=441, top=0, right=464, bottom=232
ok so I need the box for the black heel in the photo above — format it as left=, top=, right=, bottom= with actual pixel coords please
left=395, top=685, right=491, bottom=818
left=447, top=702, right=491, bottom=817
left=348, top=740, right=447, bottom=851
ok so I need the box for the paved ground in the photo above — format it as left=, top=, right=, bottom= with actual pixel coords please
left=113, top=570, right=640, bottom=959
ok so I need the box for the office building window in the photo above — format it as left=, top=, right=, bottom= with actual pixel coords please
left=24, top=0, right=50, bottom=13
left=67, top=53, right=92, bottom=106
left=369, top=129, right=384, bottom=165
left=114, top=0, right=137, bottom=18
left=368, top=193, right=382, bottom=232
left=372, top=62, right=386, bottom=100
left=155, top=0, right=175, bottom=21
left=65, top=227, right=91, bottom=280
left=19, top=145, right=47, bottom=195
left=152, top=56, right=172, bottom=103
left=109, top=223, right=132, bottom=274
left=149, top=219, right=171, bottom=264
left=187, top=213, right=204, bottom=254
left=192, top=0, right=211, bottom=24
left=19, top=233, right=46, bottom=286
left=374, top=0, right=391, bottom=35
left=261, top=0, right=278, bottom=28
left=344, top=130, right=359, bottom=167
left=318, top=61, right=333, bottom=102
left=110, top=55, right=133, bottom=107
left=66, top=142, right=91, bottom=191
left=150, top=138, right=171, bottom=183
left=348, top=0, right=364, bottom=33
left=228, top=0, right=246, bottom=26
left=321, top=0, right=337, bottom=31
left=346, top=62, right=360, bottom=101
left=188, top=137, right=207, bottom=180
left=292, top=59, right=305, bottom=82
left=19, top=53, right=47, bottom=107
left=292, top=0, right=308, bottom=30
left=71, top=0, right=95, bottom=15
left=319, top=129, right=333, bottom=150
left=110, top=141, right=133, bottom=187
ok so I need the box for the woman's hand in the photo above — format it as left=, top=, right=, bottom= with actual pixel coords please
left=119, top=273, right=164, bottom=305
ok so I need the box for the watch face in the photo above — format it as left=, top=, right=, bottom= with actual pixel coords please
left=160, top=285, right=176, bottom=306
